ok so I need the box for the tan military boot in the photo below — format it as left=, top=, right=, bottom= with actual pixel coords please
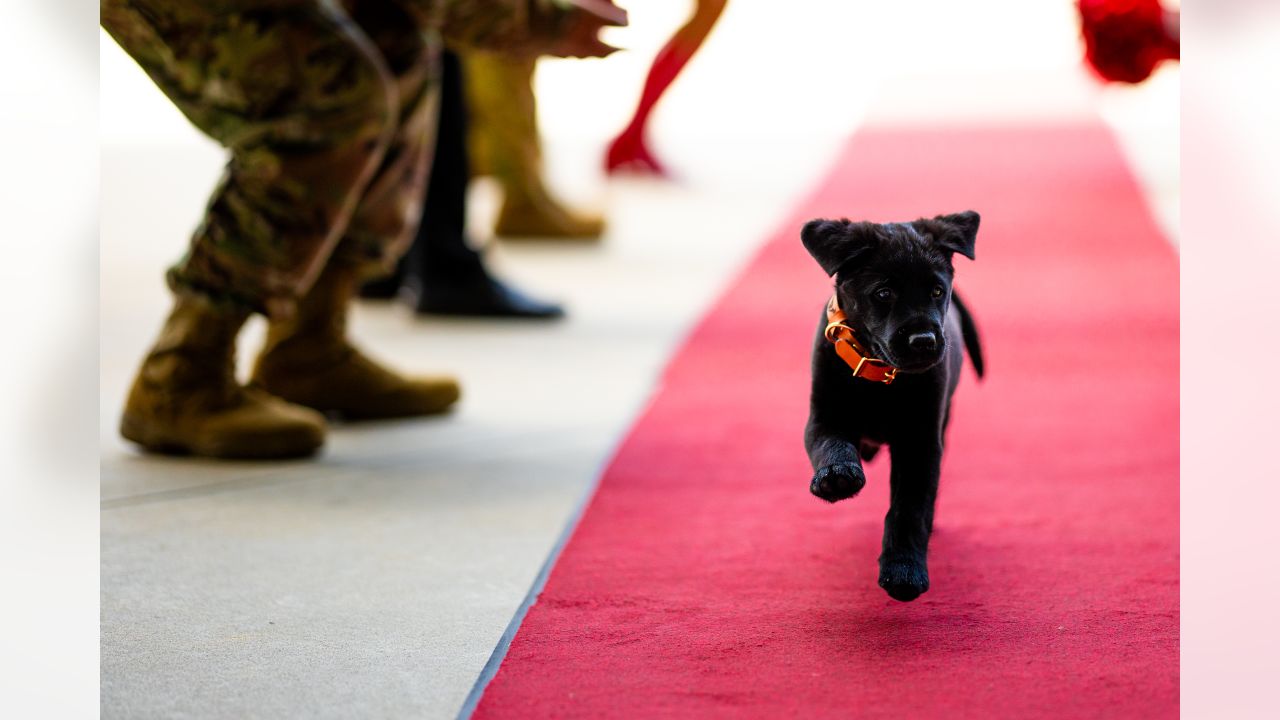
left=120, top=296, right=327, bottom=459
left=251, top=264, right=461, bottom=420
left=493, top=189, right=606, bottom=240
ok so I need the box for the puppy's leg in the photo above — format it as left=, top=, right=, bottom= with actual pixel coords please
left=805, top=407, right=866, bottom=503
left=878, top=439, right=942, bottom=601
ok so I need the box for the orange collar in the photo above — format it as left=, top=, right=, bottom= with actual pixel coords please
left=824, top=294, right=899, bottom=384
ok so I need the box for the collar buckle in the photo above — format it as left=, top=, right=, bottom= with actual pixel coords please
left=825, top=294, right=900, bottom=385
left=852, top=355, right=898, bottom=384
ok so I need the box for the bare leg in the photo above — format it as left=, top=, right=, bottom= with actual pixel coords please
left=604, top=0, right=728, bottom=176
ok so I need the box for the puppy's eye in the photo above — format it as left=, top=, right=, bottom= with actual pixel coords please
left=874, top=288, right=893, bottom=303
left=932, top=286, right=945, bottom=299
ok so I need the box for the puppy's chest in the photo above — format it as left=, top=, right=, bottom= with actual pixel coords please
left=842, top=389, right=902, bottom=442
left=832, top=373, right=935, bottom=441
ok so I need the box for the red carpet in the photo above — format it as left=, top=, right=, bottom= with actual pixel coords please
left=474, top=123, right=1179, bottom=718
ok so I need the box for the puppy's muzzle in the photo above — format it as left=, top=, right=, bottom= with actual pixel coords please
left=892, top=326, right=945, bottom=370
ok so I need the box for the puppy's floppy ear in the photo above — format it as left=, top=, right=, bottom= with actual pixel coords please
left=922, top=210, right=980, bottom=260
left=801, top=218, right=877, bottom=276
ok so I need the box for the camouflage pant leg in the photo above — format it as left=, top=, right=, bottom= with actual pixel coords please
left=102, top=0, right=399, bottom=317
left=327, top=0, right=442, bottom=278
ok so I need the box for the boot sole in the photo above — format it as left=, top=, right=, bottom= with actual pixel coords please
left=251, top=376, right=462, bottom=422
left=493, top=232, right=603, bottom=242
left=120, top=416, right=324, bottom=460
left=294, top=394, right=461, bottom=422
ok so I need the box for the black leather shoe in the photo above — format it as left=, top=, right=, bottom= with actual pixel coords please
left=407, top=276, right=565, bottom=319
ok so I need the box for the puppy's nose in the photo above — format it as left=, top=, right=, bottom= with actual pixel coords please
left=908, top=332, right=938, bottom=351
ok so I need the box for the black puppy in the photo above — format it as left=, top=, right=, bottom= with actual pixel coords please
left=801, top=212, right=984, bottom=602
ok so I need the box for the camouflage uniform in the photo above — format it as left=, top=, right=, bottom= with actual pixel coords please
left=101, top=0, right=574, bottom=318
left=462, top=50, right=606, bottom=239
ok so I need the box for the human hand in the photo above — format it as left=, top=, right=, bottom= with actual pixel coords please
left=547, top=0, right=627, bottom=58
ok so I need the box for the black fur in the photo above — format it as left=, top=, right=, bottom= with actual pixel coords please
left=801, top=212, right=984, bottom=602
left=952, top=292, right=984, bottom=378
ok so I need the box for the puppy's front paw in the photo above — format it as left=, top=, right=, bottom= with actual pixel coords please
left=810, top=463, right=866, bottom=503
left=878, top=558, right=930, bottom=602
